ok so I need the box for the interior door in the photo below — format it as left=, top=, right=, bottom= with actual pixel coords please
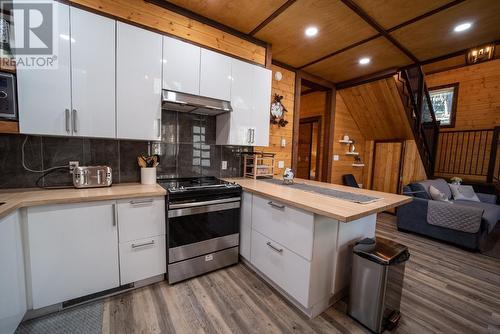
left=297, top=122, right=313, bottom=179
left=371, top=141, right=403, bottom=194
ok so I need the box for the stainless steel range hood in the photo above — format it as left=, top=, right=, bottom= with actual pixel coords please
left=162, top=90, right=232, bottom=116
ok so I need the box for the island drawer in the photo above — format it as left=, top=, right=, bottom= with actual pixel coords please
left=252, top=194, right=314, bottom=260
left=117, top=197, right=165, bottom=242
left=251, top=229, right=311, bottom=307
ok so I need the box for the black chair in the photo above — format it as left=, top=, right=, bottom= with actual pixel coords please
left=342, top=174, right=360, bottom=188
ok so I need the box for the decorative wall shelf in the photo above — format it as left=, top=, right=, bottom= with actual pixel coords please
left=339, top=140, right=353, bottom=144
left=345, top=152, right=359, bottom=156
left=352, top=163, right=365, bottom=167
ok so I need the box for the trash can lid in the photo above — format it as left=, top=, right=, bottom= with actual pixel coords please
left=353, top=237, right=409, bottom=265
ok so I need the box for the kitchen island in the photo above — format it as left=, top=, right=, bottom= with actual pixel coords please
left=224, top=177, right=411, bottom=318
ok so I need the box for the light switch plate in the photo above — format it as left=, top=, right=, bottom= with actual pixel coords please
left=280, top=138, right=286, bottom=147
left=278, top=161, right=285, bottom=168
left=221, top=161, right=228, bottom=170
left=333, top=155, right=339, bottom=161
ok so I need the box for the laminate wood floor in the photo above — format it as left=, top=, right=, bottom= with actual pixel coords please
left=102, top=214, right=500, bottom=334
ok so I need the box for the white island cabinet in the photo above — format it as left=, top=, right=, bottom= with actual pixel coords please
left=0, top=211, right=26, bottom=334
left=26, top=201, right=120, bottom=309
left=240, top=191, right=376, bottom=318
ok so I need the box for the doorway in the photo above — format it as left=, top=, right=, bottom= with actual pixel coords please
left=297, top=117, right=321, bottom=180
left=293, top=75, right=334, bottom=182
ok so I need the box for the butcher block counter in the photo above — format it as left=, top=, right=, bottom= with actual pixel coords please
left=224, top=177, right=411, bottom=222
left=0, top=183, right=166, bottom=219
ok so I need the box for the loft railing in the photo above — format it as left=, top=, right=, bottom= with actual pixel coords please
left=435, top=127, right=500, bottom=184
left=397, top=66, right=440, bottom=178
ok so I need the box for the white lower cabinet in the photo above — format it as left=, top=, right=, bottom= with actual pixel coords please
left=251, top=230, right=311, bottom=306
left=0, top=211, right=26, bottom=334
left=239, top=192, right=253, bottom=260
left=26, top=201, right=120, bottom=309
left=119, top=235, right=166, bottom=285
left=117, top=196, right=166, bottom=285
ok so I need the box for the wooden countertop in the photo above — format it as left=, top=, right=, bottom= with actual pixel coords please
left=0, top=183, right=166, bottom=219
left=224, top=178, right=412, bottom=222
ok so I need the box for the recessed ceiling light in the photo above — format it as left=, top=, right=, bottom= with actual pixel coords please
left=359, top=57, right=371, bottom=65
left=305, top=26, right=318, bottom=37
left=454, top=22, right=472, bottom=32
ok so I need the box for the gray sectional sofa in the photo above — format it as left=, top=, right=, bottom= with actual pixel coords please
left=397, top=178, right=500, bottom=251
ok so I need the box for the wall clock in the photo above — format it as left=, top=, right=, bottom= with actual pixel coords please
left=270, top=94, right=288, bottom=127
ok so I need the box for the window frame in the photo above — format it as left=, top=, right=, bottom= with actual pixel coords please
left=428, top=82, right=459, bottom=128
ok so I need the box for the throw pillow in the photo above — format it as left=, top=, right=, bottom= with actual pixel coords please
left=409, top=183, right=431, bottom=200
left=449, top=184, right=480, bottom=202
left=429, top=185, right=450, bottom=202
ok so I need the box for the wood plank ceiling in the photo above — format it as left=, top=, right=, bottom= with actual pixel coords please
left=158, top=0, right=500, bottom=83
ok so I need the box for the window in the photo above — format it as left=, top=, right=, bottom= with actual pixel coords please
left=429, top=83, right=459, bottom=128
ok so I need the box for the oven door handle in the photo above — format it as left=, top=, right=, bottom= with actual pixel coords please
left=168, top=201, right=240, bottom=218
left=169, top=197, right=241, bottom=209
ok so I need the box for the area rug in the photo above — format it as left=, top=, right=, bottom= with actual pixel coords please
left=15, top=300, right=103, bottom=334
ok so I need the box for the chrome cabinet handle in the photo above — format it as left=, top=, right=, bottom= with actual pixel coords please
left=267, top=242, right=283, bottom=253
left=72, top=109, right=77, bottom=133
left=132, top=240, right=155, bottom=248
left=112, top=203, right=117, bottom=226
left=268, top=201, right=285, bottom=210
left=130, top=198, right=154, bottom=206
left=251, top=129, right=255, bottom=143
left=65, top=109, right=70, bottom=133
left=247, top=128, right=252, bottom=144
left=157, top=118, right=161, bottom=138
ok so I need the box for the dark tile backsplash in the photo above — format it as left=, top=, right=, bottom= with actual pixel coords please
left=0, top=111, right=249, bottom=189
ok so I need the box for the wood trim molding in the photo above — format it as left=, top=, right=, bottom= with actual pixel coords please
left=336, top=68, right=398, bottom=90
left=0, top=121, right=19, bottom=134
left=249, top=0, right=297, bottom=36
left=323, top=89, right=336, bottom=183
left=145, top=0, right=268, bottom=47
left=291, top=71, right=302, bottom=172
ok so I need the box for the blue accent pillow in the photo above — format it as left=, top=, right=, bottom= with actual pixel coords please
left=409, top=183, right=431, bottom=200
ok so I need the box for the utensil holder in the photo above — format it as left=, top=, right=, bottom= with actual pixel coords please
left=141, top=167, right=157, bottom=185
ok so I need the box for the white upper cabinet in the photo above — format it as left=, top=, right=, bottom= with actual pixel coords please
left=252, top=66, right=272, bottom=146
left=18, top=1, right=72, bottom=136
left=162, top=36, right=200, bottom=95
left=70, top=7, right=116, bottom=138
left=216, top=60, right=272, bottom=146
left=116, top=22, right=162, bottom=141
left=200, top=49, right=231, bottom=101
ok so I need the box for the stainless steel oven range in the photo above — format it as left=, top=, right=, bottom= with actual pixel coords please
left=158, top=176, right=242, bottom=284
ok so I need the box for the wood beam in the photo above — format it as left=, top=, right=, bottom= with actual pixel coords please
left=145, top=0, right=268, bottom=48
left=336, top=68, right=398, bottom=90
left=249, top=0, right=297, bottom=36
left=339, top=0, right=419, bottom=63
left=291, top=72, right=302, bottom=172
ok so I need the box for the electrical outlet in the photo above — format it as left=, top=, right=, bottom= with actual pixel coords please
left=69, top=161, right=79, bottom=174
left=278, top=161, right=285, bottom=168
left=333, top=155, right=339, bottom=161
left=221, top=161, right=228, bottom=170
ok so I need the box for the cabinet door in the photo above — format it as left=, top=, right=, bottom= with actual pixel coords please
left=163, top=36, right=200, bottom=95
left=252, top=66, right=272, bottom=146
left=70, top=7, right=115, bottom=138
left=27, top=201, right=119, bottom=309
left=117, top=22, right=162, bottom=141
left=200, top=49, right=231, bottom=101
left=17, top=2, right=72, bottom=136
left=0, top=211, right=26, bottom=334
left=239, top=192, right=252, bottom=260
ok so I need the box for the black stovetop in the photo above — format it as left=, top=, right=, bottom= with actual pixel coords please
left=157, top=176, right=241, bottom=201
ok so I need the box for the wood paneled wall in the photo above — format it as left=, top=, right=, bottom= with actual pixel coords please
left=401, top=140, right=427, bottom=187
left=299, top=91, right=327, bottom=180
left=331, top=94, right=366, bottom=186
left=425, top=59, right=500, bottom=131
left=255, top=65, right=295, bottom=176
left=70, top=0, right=266, bottom=65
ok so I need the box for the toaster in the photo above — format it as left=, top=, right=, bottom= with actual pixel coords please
left=73, top=166, right=112, bottom=188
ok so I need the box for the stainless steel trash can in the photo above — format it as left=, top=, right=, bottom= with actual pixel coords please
left=348, top=237, right=410, bottom=333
